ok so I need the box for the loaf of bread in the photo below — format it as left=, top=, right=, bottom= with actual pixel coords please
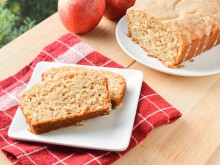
left=42, top=66, right=126, bottom=107
left=19, top=72, right=111, bottom=134
left=126, top=0, right=220, bottom=68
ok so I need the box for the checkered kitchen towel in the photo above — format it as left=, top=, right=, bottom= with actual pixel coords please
left=0, top=33, right=181, bottom=165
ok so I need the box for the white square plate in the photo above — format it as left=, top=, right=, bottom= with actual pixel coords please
left=8, top=62, right=143, bottom=151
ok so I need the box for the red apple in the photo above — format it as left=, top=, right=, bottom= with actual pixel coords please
left=104, top=0, right=136, bottom=20
left=58, top=0, right=106, bottom=34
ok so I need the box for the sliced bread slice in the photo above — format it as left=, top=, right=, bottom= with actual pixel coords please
left=19, top=72, right=111, bottom=134
left=42, top=66, right=126, bottom=107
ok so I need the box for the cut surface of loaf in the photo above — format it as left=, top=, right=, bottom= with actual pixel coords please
left=42, top=66, right=126, bottom=107
left=19, top=72, right=111, bottom=134
left=126, top=0, right=220, bottom=68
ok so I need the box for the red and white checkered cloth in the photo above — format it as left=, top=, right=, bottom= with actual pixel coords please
left=0, top=33, right=181, bottom=165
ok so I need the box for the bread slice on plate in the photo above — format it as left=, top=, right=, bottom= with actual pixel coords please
left=42, top=66, right=126, bottom=107
left=19, top=72, right=111, bottom=134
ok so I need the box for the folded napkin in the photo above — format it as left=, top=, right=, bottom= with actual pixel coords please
left=0, top=33, right=181, bottom=165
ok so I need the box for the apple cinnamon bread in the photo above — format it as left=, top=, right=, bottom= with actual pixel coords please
left=42, top=66, right=126, bottom=107
left=126, top=0, right=220, bottom=68
left=19, top=72, right=111, bottom=134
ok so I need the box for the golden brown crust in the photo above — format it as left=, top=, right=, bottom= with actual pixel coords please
left=178, top=24, right=220, bottom=62
left=175, top=34, right=189, bottom=66
left=23, top=106, right=110, bottom=134
left=205, top=25, right=220, bottom=51
left=111, top=79, right=126, bottom=107
left=217, top=32, right=220, bottom=45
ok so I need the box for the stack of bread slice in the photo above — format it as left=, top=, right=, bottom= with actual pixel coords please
left=19, top=67, right=126, bottom=134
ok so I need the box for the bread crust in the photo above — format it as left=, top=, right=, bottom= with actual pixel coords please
left=22, top=105, right=110, bottom=134
left=111, top=77, right=126, bottom=107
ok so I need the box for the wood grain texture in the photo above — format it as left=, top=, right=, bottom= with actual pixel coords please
left=1, top=11, right=220, bottom=165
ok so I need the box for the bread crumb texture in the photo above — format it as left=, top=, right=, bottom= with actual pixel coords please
left=19, top=72, right=111, bottom=134
left=42, top=66, right=126, bottom=107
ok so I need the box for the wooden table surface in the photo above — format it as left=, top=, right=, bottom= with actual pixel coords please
left=1, top=13, right=220, bottom=165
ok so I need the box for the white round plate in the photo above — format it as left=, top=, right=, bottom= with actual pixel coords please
left=116, top=16, right=220, bottom=76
